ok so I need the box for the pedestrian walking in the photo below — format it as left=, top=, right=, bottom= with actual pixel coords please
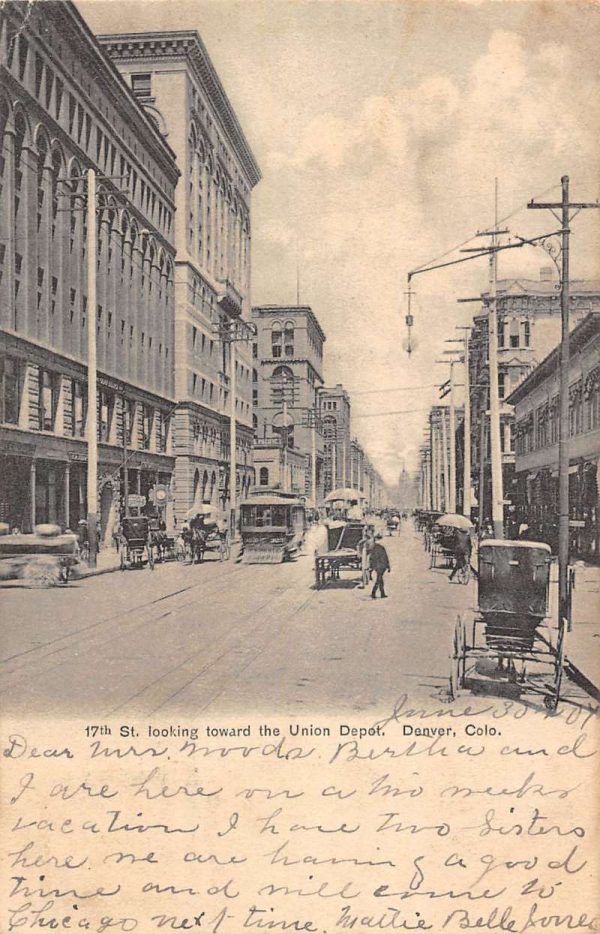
left=449, top=529, right=472, bottom=582
left=369, top=533, right=390, bottom=599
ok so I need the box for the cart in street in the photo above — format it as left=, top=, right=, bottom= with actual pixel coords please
left=119, top=516, right=154, bottom=570
left=449, top=539, right=565, bottom=710
left=314, top=520, right=365, bottom=588
left=0, top=523, right=79, bottom=586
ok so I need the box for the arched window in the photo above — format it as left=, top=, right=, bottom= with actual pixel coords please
left=50, top=147, right=63, bottom=242
left=284, top=321, right=294, bottom=356
left=259, top=467, right=269, bottom=486
left=271, top=321, right=282, bottom=358
left=271, top=364, right=294, bottom=407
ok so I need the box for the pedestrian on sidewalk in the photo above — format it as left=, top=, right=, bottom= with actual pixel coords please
left=369, top=533, right=390, bottom=599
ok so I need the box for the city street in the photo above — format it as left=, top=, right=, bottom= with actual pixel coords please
left=2, top=521, right=593, bottom=720
left=1, top=522, right=478, bottom=719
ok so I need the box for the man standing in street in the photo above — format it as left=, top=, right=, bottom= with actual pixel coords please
left=369, top=533, right=390, bottom=599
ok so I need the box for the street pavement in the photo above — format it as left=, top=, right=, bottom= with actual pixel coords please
left=0, top=521, right=595, bottom=719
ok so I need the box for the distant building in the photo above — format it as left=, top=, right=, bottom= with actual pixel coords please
left=507, top=312, right=600, bottom=560
left=469, top=268, right=600, bottom=524
left=252, top=304, right=326, bottom=502
left=0, top=1, right=179, bottom=540
left=100, top=29, right=261, bottom=523
left=319, top=384, right=352, bottom=493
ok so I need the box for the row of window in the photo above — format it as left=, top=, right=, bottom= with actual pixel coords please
left=4, top=27, right=174, bottom=238
left=0, top=354, right=169, bottom=451
left=515, top=383, right=600, bottom=455
left=497, top=318, right=531, bottom=350
left=271, top=323, right=295, bottom=358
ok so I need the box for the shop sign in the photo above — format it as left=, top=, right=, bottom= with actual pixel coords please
left=68, top=450, right=87, bottom=462
left=127, top=494, right=146, bottom=507
left=569, top=519, right=585, bottom=528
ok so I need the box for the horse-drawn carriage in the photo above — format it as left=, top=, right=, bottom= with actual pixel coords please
left=240, top=494, right=305, bottom=563
left=119, top=516, right=154, bottom=570
left=429, top=513, right=473, bottom=581
left=0, top=523, right=79, bottom=586
left=450, top=539, right=564, bottom=710
left=314, top=520, right=365, bottom=588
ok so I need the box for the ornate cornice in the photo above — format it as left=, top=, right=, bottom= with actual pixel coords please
left=97, top=32, right=261, bottom=188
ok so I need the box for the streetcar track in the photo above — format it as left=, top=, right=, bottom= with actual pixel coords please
left=121, top=589, right=317, bottom=717
left=0, top=564, right=248, bottom=687
left=186, top=594, right=316, bottom=716
left=106, top=592, right=283, bottom=717
left=1, top=572, right=229, bottom=665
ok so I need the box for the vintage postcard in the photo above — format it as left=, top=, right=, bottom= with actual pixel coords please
left=1, top=0, right=599, bottom=931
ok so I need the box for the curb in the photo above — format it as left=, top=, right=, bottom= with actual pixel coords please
left=76, top=563, right=121, bottom=580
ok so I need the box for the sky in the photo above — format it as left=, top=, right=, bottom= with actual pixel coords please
left=77, top=0, right=600, bottom=486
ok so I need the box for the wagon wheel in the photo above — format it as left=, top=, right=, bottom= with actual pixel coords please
left=544, top=618, right=567, bottom=712
left=449, top=615, right=467, bottom=701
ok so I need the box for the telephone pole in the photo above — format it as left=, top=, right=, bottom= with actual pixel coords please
left=487, top=179, right=504, bottom=539
left=528, top=176, right=600, bottom=627
left=86, top=168, right=99, bottom=566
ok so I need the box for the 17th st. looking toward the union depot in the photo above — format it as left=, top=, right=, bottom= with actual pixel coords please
left=0, top=2, right=599, bottom=716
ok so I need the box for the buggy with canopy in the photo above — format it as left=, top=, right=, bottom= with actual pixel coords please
left=449, top=539, right=565, bottom=710
left=119, top=516, right=154, bottom=570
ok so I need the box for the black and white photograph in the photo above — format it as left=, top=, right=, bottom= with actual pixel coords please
left=0, top=1, right=599, bottom=930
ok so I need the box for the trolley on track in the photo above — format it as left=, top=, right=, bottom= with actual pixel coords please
left=449, top=540, right=565, bottom=711
left=240, top=494, right=305, bottom=563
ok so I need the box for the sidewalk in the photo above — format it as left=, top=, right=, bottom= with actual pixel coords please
left=75, top=547, right=121, bottom=579
left=554, top=563, right=600, bottom=699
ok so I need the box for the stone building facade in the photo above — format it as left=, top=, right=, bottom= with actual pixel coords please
left=0, top=2, right=179, bottom=541
left=507, top=312, right=600, bottom=560
left=469, top=269, right=600, bottom=525
left=100, top=30, right=261, bottom=524
left=319, top=384, right=352, bottom=494
left=252, top=305, right=325, bottom=502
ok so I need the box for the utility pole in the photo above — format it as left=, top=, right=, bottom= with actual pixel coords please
left=436, top=363, right=457, bottom=513
left=229, top=329, right=237, bottom=537
left=445, top=327, right=472, bottom=517
left=311, top=414, right=317, bottom=508
left=461, top=330, right=472, bottom=518
left=528, top=176, right=600, bottom=627
left=440, top=408, right=449, bottom=511
left=86, top=168, right=98, bottom=566
left=282, top=395, right=289, bottom=493
left=487, top=179, right=504, bottom=539
left=122, top=398, right=129, bottom=518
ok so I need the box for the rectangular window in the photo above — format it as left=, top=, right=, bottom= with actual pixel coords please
left=141, top=405, right=153, bottom=450
left=125, top=399, right=136, bottom=445
left=523, top=319, right=531, bottom=347
left=0, top=355, right=20, bottom=424
left=497, top=319, right=505, bottom=348
left=98, top=388, right=114, bottom=442
left=497, top=372, right=506, bottom=399
left=71, top=379, right=87, bottom=437
left=158, top=412, right=169, bottom=453
left=131, top=73, right=152, bottom=97
left=39, top=369, right=58, bottom=431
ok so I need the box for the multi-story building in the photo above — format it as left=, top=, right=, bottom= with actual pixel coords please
left=252, top=304, right=325, bottom=501
left=507, top=311, right=600, bottom=560
left=319, top=384, right=352, bottom=494
left=0, top=2, right=179, bottom=541
left=100, top=30, right=261, bottom=523
left=469, top=268, right=600, bottom=525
